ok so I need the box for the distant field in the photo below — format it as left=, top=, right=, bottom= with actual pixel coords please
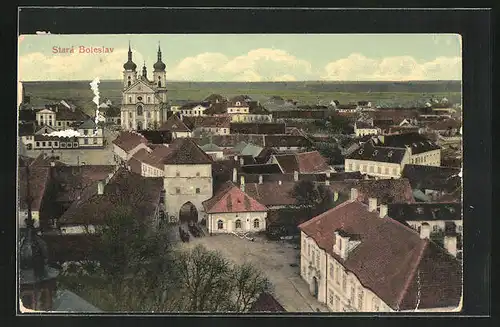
left=22, top=80, right=462, bottom=117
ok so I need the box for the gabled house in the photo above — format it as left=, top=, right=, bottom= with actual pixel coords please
left=188, top=116, right=232, bottom=136
left=112, top=131, right=150, bottom=162
left=270, top=151, right=333, bottom=174
left=77, top=119, right=104, bottom=148
left=298, top=189, right=462, bottom=312
left=158, top=114, right=193, bottom=138
left=202, top=181, right=268, bottom=235
left=354, top=121, right=379, bottom=137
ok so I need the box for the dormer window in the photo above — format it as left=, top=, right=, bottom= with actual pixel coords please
left=236, top=101, right=241, bottom=106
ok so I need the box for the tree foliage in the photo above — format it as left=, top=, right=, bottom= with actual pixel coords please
left=291, top=180, right=335, bottom=213
left=63, top=207, right=272, bottom=312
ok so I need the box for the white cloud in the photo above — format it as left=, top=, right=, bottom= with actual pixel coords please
left=322, top=53, right=461, bottom=81
left=166, top=48, right=312, bottom=81
left=19, top=48, right=145, bottom=81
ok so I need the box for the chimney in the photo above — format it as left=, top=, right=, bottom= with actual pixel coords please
left=350, top=188, right=358, bottom=201
left=239, top=158, right=244, bottom=166
left=258, top=175, right=263, bottom=184
left=294, top=170, right=299, bottom=181
left=420, top=224, right=431, bottom=239
left=97, top=181, right=105, bottom=195
left=232, top=168, right=238, bottom=183
left=444, top=234, right=458, bottom=257
left=240, top=175, right=245, bottom=192
left=379, top=204, right=388, bottom=218
left=368, top=198, right=377, bottom=212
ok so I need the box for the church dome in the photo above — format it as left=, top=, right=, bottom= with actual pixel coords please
left=123, top=60, right=137, bottom=71
left=153, top=60, right=166, bottom=72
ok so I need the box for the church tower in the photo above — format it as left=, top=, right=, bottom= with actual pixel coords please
left=123, top=42, right=137, bottom=89
left=153, top=43, right=167, bottom=102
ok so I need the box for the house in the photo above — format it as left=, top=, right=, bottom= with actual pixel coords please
left=18, top=165, right=51, bottom=228
left=194, top=134, right=266, bottom=149
left=387, top=202, right=462, bottom=258
left=204, top=102, right=229, bottom=116
left=202, top=181, right=268, bottom=235
left=51, top=103, right=89, bottom=130
left=36, top=108, right=57, bottom=128
left=327, top=178, right=416, bottom=204
left=161, top=138, right=214, bottom=223
left=158, top=114, right=193, bottom=138
left=227, top=95, right=251, bottom=114
left=335, top=104, right=358, bottom=113
left=270, top=151, right=333, bottom=174
left=77, top=119, right=104, bottom=148
left=172, top=102, right=211, bottom=117
left=128, top=148, right=165, bottom=177
left=112, top=131, right=150, bottom=162
left=138, top=130, right=173, bottom=145
left=19, top=122, right=36, bottom=150
left=231, top=102, right=273, bottom=123
left=401, top=165, right=461, bottom=202
left=354, top=121, right=379, bottom=137
left=249, top=292, right=286, bottom=312
left=204, top=93, right=227, bottom=105
left=200, top=143, right=224, bottom=161
left=344, top=141, right=410, bottom=179
left=298, top=189, right=462, bottom=312
left=376, top=133, right=441, bottom=166
left=33, top=135, right=79, bottom=150
left=264, top=135, right=312, bottom=151
left=100, top=105, right=121, bottom=125
left=57, top=168, right=165, bottom=234
left=424, top=119, right=461, bottom=136
left=188, top=116, right=232, bottom=136
left=230, top=122, right=285, bottom=135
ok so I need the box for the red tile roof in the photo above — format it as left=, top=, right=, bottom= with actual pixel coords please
left=58, top=168, right=163, bottom=226
left=274, top=151, right=330, bottom=173
left=112, top=131, right=148, bottom=152
left=328, top=179, right=416, bottom=204
left=299, top=200, right=462, bottom=310
left=244, top=181, right=297, bottom=207
left=202, top=181, right=267, bottom=214
left=18, top=166, right=51, bottom=211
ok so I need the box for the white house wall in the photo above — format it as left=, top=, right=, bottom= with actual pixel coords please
left=207, top=211, right=267, bottom=235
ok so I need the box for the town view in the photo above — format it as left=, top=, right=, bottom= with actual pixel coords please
left=18, top=33, right=463, bottom=313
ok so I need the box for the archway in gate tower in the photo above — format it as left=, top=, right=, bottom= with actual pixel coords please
left=179, top=202, right=198, bottom=224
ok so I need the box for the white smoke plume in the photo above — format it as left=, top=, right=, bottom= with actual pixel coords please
left=89, top=77, right=100, bottom=135
left=42, top=129, right=81, bottom=137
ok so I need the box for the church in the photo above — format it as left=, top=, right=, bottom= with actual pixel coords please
left=120, top=43, right=169, bottom=131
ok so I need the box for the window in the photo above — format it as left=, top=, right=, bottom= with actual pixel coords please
left=196, top=172, right=200, bottom=177
left=176, top=171, right=180, bottom=177
left=235, top=219, right=242, bottom=229
left=147, top=111, right=151, bottom=119
left=308, top=244, right=311, bottom=257
left=377, top=166, right=382, bottom=174
left=385, top=167, right=389, bottom=175
left=42, top=141, right=46, bottom=147
left=458, top=225, right=462, bottom=233
left=329, top=291, right=334, bottom=305
left=329, top=263, right=334, bottom=278
left=433, top=225, right=439, bottom=232
left=336, top=266, right=340, bottom=284
left=84, top=138, right=89, bottom=145
left=36, top=142, right=40, bottom=147
left=316, top=253, right=320, bottom=267
left=342, top=272, right=347, bottom=292
left=93, top=138, right=97, bottom=144
left=175, top=187, right=180, bottom=194
left=147, top=97, right=150, bottom=103
left=217, top=220, right=224, bottom=230
left=195, top=188, right=200, bottom=194
left=137, top=105, right=143, bottom=116
left=350, top=284, right=355, bottom=305
left=84, top=129, right=88, bottom=135
left=358, top=288, right=364, bottom=310
left=372, top=298, right=380, bottom=312
left=253, top=219, right=260, bottom=228
left=54, top=142, right=58, bottom=147
left=67, top=143, right=72, bottom=148
left=57, top=121, right=61, bottom=126
left=60, top=142, right=65, bottom=148
left=369, top=165, right=374, bottom=173
left=73, top=142, right=78, bottom=147
left=129, top=96, right=132, bottom=103
left=129, top=112, right=132, bottom=118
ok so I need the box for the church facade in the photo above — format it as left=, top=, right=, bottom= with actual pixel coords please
left=120, top=44, right=168, bottom=131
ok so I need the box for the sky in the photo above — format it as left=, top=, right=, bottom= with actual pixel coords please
left=18, top=34, right=462, bottom=82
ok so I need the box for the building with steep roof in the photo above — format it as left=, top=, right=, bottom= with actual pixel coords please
left=202, top=181, right=267, bottom=234
left=298, top=188, right=462, bottom=312
left=270, top=151, right=333, bottom=174
left=120, top=43, right=168, bottom=131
